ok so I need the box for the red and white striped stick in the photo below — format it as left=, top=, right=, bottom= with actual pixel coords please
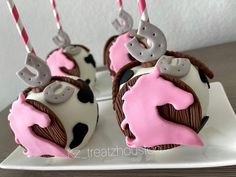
left=50, top=0, right=63, bottom=31
left=117, top=0, right=123, bottom=10
left=137, top=0, right=149, bottom=21
left=6, top=0, right=35, bottom=54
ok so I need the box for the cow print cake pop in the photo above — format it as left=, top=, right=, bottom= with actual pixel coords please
left=8, top=53, right=98, bottom=158
left=112, top=20, right=214, bottom=150
left=47, top=31, right=96, bottom=87
left=104, top=9, right=136, bottom=78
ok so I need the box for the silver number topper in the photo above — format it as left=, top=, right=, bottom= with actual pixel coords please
left=157, top=56, right=191, bottom=78
left=112, top=9, right=133, bottom=34
left=53, top=30, right=71, bottom=48
left=17, top=53, right=51, bottom=87
left=43, top=81, right=75, bottom=104
left=125, top=20, right=167, bottom=62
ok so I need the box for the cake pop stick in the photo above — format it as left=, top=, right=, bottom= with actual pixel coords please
left=137, top=0, right=149, bottom=21
left=6, top=0, right=35, bottom=54
left=6, top=0, right=53, bottom=86
left=50, top=0, right=63, bottom=31
left=112, top=0, right=133, bottom=34
left=118, top=0, right=123, bottom=10
left=50, top=0, right=71, bottom=47
left=117, top=0, right=123, bottom=8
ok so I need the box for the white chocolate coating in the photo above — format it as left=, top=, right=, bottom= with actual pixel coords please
left=72, top=47, right=96, bottom=88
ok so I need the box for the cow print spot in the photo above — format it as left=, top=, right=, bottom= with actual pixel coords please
left=84, top=54, right=96, bottom=68
left=77, top=83, right=94, bottom=103
left=69, top=123, right=88, bottom=149
left=96, top=103, right=99, bottom=123
left=198, top=69, right=210, bottom=89
left=119, top=69, right=134, bottom=85
left=85, top=79, right=91, bottom=85
left=199, top=116, right=209, bottom=132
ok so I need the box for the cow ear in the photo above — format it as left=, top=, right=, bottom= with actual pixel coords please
left=18, top=92, right=26, bottom=103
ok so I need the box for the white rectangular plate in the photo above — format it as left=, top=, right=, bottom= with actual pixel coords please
left=1, top=82, right=236, bottom=170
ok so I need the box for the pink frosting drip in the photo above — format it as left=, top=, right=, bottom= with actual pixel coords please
left=121, top=66, right=203, bottom=148
left=8, top=93, right=72, bottom=158
left=47, top=48, right=75, bottom=76
left=109, top=33, right=132, bottom=73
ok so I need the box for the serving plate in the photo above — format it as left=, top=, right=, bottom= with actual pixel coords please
left=93, top=68, right=112, bottom=101
left=1, top=82, right=236, bottom=170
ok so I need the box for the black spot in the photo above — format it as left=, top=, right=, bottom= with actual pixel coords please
left=85, top=79, right=91, bottom=85
left=69, top=123, right=88, bottom=149
left=199, top=116, right=209, bottom=132
left=119, top=69, right=134, bottom=85
left=77, top=83, right=94, bottom=103
left=84, top=54, right=96, bottom=68
left=198, top=69, right=210, bottom=89
left=96, top=103, right=99, bottom=123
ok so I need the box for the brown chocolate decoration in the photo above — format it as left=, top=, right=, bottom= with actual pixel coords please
left=114, top=75, right=202, bottom=150
left=60, top=52, right=80, bottom=77
left=103, top=35, right=118, bottom=65
left=112, top=61, right=140, bottom=106
left=47, top=45, right=90, bottom=78
left=23, top=76, right=90, bottom=152
left=141, top=60, right=157, bottom=68
left=103, top=35, right=137, bottom=77
left=26, top=99, right=67, bottom=148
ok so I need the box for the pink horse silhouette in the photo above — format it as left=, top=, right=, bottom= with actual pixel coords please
left=121, top=66, right=203, bottom=148
left=47, top=48, right=74, bottom=76
left=109, top=33, right=132, bottom=73
left=8, top=92, right=71, bottom=158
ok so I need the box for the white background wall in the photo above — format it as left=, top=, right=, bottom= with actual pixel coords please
left=0, top=0, right=236, bottom=111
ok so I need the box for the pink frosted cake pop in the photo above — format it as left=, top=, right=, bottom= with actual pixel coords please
left=8, top=54, right=98, bottom=158
left=112, top=20, right=214, bottom=150
left=6, top=0, right=98, bottom=158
